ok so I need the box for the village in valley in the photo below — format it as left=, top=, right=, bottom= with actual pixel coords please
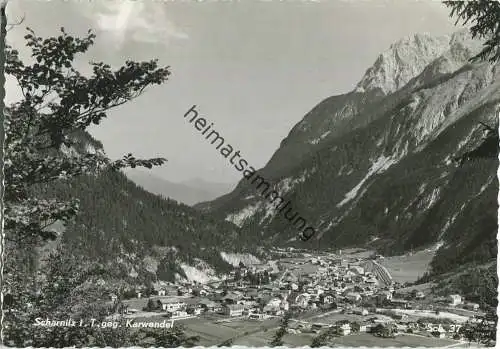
left=108, top=248, right=486, bottom=347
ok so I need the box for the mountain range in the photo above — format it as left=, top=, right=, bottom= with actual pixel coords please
left=197, top=29, right=499, bottom=277
left=125, top=170, right=235, bottom=206
left=33, top=29, right=498, bottom=288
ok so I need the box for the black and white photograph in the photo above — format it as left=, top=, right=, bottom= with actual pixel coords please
left=1, top=0, right=499, bottom=347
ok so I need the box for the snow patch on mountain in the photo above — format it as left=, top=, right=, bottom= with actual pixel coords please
left=440, top=212, right=460, bottom=240
left=476, top=175, right=495, bottom=197
left=337, top=155, right=397, bottom=207
left=180, top=263, right=219, bottom=284
left=259, top=200, right=280, bottom=225
left=220, top=252, right=261, bottom=266
left=143, top=256, right=159, bottom=274
left=225, top=203, right=261, bottom=227
left=277, top=171, right=309, bottom=194
left=309, top=130, right=331, bottom=145
left=421, top=187, right=441, bottom=211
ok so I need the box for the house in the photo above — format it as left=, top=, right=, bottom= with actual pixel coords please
left=393, top=313, right=408, bottom=320
left=160, top=299, right=187, bottom=312
left=349, top=266, right=364, bottom=275
left=448, top=294, right=463, bottom=306
left=346, top=292, right=362, bottom=302
left=192, top=288, right=208, bottom=297
left=322, top=294, right=335, bottom=304
left=396, top=323, right=408, bottom=332
left=352, top=275, right=365, bottom=283
left=352, top=307, right=369, bottom=316
left=277, top=289, right=292, bottom=299
left=189, top=307, right=202, bottom=315
left=295, top=294, right=310, bottom=308
left=198, top=299, right=220, bottom=313
left=377, top=291, right=392, bottom=302
left=280, top=300, right=290, bottom=311
left=110, top=294, right=118, bottom=302
left=169, top=310, right=188, bottom=319
left=245, top=289, right=259, bottom=300
left=353, top=285, right=364, bottom=293
left=308, top=300, right=318, bottom=309
left=363, top=288, right=374, bottom=297
left=263, top=298, right=281, bottom=313
left=223, top=293, right=241, bottom=304
left=414, top=291, right=425, bottom=299
left=464, top=302, right=479, bottom=311
left=224, top=304, right=245, bottom=317
left=184, top=298, right=203, bottom=315
left=310, top=323, right=323, bottom=333
left=390, top=299, right=409, bottom=308
left=339, top=323, right=351, bottom=335
left=287, top=291, right=301, bottom=305
left=359, top=323, right=370, bottom=332
left=157, top=289, right=167, bottom=296
left=248, top=312, right=265, bottom=320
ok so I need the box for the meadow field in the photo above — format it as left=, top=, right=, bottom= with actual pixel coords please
left=330, top=333, right=459, bottom=347
left=378, top=249, right=435, bottom=283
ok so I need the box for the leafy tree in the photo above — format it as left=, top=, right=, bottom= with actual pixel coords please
left=269, top=310, right=292, bottom=347
left=443, top=1, right=500, bottom=171
left=0, top=11, right=203, bottom=346
left=4, top=25, right=167, bottom=244
left=4, top=243, right=124, bottom=347
left=459, top=306, right=497, bottom=347
left=144, top=298, right=159, bottom=312
left=318, top=293, right=325, bottom=304
left=371, top=323, right=385, bottom=337
left=350, top=321, right=360, bottom=333
left=122, top=288, right=136, bottom=300
left=145, top=283, right=155, bottom=297
left=444, top=0, right=500, bottom=63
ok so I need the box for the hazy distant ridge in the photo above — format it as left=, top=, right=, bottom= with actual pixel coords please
left=126, top=170, right=235, bottom=206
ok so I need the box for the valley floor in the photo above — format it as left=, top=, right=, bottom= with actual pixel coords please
left=110, top=248, right=485, bottom=347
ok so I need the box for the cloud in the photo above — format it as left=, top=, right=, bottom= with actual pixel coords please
left=92, top=1, right=188, bottom=49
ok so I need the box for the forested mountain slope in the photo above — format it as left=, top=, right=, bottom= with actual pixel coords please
left=28, top=131, right=255, bottom=286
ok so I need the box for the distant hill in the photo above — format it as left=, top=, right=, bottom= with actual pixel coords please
left=125, top=170, right=235, bottom=206
left=181, top=177, right=236, bottom=196
left=25, top=131, right=259, bottom=287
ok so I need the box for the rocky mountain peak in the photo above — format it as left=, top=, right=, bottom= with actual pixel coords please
left=354, top=29, right=481, bottom=95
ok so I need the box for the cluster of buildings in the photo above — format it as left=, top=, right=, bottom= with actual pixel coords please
left=110, top=251, right=479, bottom=341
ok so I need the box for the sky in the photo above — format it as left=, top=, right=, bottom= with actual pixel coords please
left=5, top=0, right=461, bottom=184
